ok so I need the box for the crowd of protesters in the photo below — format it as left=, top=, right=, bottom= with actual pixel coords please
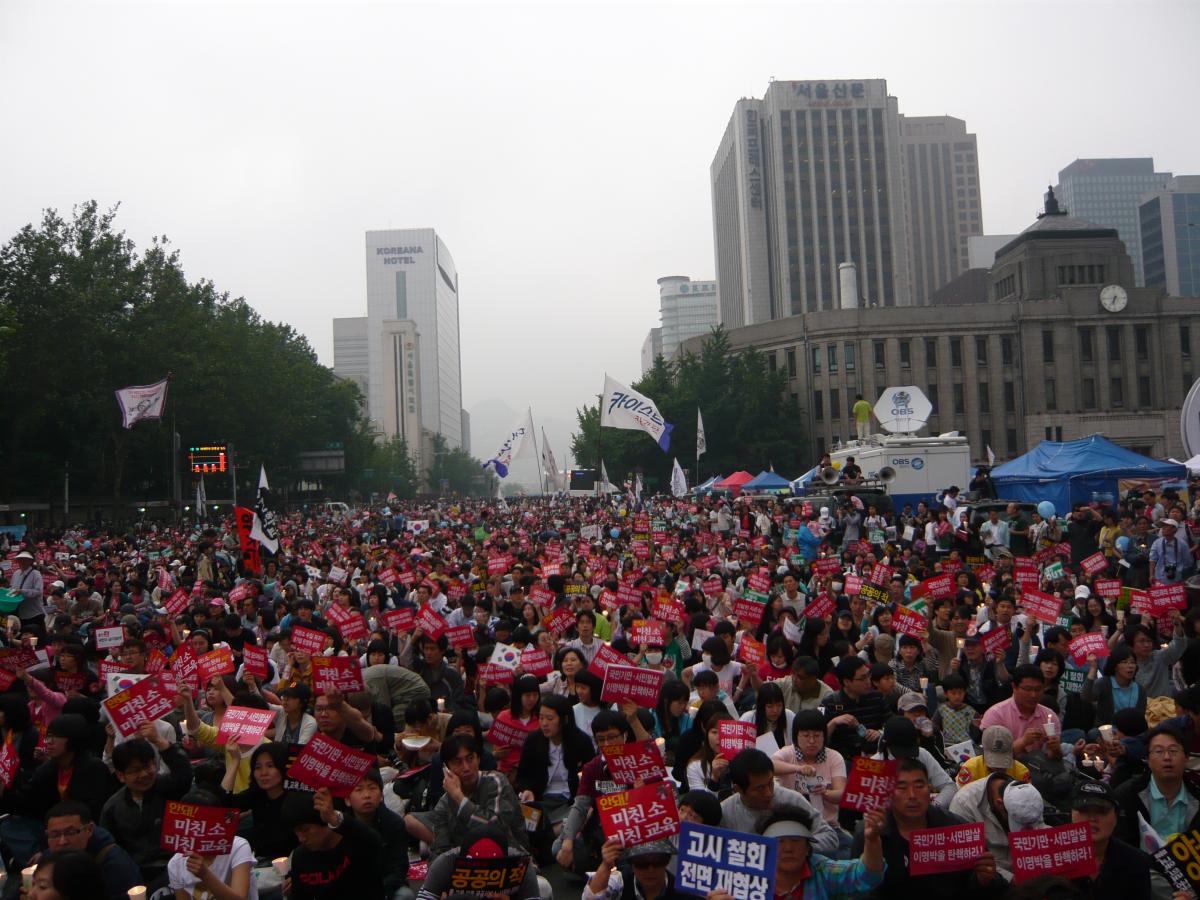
left=0, top=478, right=1197, bottom=900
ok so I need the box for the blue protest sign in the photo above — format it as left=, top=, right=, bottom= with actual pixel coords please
left=677, top=821, right=778, bottom=900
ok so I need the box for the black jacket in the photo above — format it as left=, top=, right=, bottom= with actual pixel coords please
left=16, top=752, right=115, bottom=822
left=1071, top=836, right=1151, bottom=900
left=514, top=728, right=596, bottom=799
left=99, top=742, right=194, bottom=873
left=1113, top=771, right=1200, bottom=847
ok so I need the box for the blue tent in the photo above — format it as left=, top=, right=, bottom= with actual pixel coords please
left=990, top=435, right=1187, bottom=514
left=743, top=470, right=792, bottom=492
left=692, top=474, right=723, bottom=495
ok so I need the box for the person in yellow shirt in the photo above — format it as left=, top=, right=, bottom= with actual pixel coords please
left=852, top=394, right=873, bottom=443
left=955, top=725, right=1030, bottom=786
left=177, top=681, right=272, bottom=793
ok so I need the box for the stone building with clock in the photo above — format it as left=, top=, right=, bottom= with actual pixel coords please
left=685, top=187, right=1200, bottom=465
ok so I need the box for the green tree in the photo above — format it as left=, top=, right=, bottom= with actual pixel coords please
left=427, top=433, right=495, bottom=497
left=571, top=327, right=805, bottom=488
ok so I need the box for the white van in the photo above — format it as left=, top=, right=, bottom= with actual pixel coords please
left=323, top=501, right=351, bottom=517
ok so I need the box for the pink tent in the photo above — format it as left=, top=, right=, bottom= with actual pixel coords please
left=714, top=471, right=755, bottom=495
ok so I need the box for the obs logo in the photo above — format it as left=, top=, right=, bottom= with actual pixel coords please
left=891, top=391, right=914, bottom=416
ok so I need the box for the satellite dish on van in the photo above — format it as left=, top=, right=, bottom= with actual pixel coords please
left=873, top=386, right=932, bottom=434
left=1181, top=378, right=1200, bottom=459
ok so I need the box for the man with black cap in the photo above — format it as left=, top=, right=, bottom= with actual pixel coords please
left=583, top=838, right=680, bottom=900
left=283, top=786, right=384, bottom=899
left=1070, top=780, right=1151, bottom=900
left=873, top=716, right=957, bottom=808
left=419, top=824, right=540, bottom=900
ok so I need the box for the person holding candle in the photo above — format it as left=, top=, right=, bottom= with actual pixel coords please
left=26, top=850, right=102, bottom=900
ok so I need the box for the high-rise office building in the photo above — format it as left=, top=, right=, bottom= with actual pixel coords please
left=640, top=328, right=662, bottom=375
left=1056, top=158, right=1172, bottom=286
left=900, top=116, right=984, bottom=299
left=1140, top=175, right=1200, bottom=298
left=714, top=79, right=970, bottom=327
left=364, top=229, right=463, bottom=448
left=658, top=276, right=718, bottom=360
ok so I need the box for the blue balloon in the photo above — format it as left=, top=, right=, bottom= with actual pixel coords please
left=610, top=527, right=621, bottom=539
left=1115, top=535, right=1131, bottom=553
left=1037, top=501, right=1056, bottom=519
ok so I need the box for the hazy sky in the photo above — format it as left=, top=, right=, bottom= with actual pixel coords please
left=3, top=0, right=1198, bottom=463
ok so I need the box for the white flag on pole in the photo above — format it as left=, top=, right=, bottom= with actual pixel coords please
left=540, top=429, right=564, bottom=492
left=697, top=409, right=707, bottom=458
left=986, top=445, right=996, bottom=466
left=671, top=458, right=689, bottom=497
left=483, top=408, right=536, bottom=478
left=250, top=465, right=280, bottom=554
left=115, top=378, right=169, bottom=429
left=599, top=374, right=673, bottom=451
left=599, top=460, right=614, bottom=495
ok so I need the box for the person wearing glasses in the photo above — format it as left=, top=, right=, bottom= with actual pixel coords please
left=36, top=801, right=141, bottom=900
left=583, top=839, right=681, bottom=900
left=1114, top=724, right=1200, bottom=845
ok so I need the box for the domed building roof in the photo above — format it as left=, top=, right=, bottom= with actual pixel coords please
left=996, top=186, right=1118, bottom=257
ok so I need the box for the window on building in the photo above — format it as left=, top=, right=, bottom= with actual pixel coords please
left=1046, top=426, right=1064, bottom=442
left=828, top=345, right=838, bottom=373
left=953, top=383, right=965, bottom=414
left=1106, top=326, right=1122, bottom=360
left=951, top=338, right=963, bottom=368
left=927, top=383, right=939, bottom=410
left=768, top=353, right=777, bottom=373
left=844, top=342, right=856, bottom=372
left=874, top=340, right=885, bottom=369
left=817, top=436, right=825, bottom=456
left=1042, top=330, right=1055, bottom=363
left=976, top=336, right=988, bottom=364
left=994, top=274, right=1016, bottom=299
left=1135, top=326, right=1150, bottom=360
left=813, top=391, right=823, bottom=420
left=1056, top=264, right=1106, bottom=286
left=1007, top=429, right=1018, bottom=452
left=1001, top=336, right=1014, bottom=366
left=1004, top=381, right=1016, bottom=412
left=830, top=389, right=840, bottom=420
left=1082, top=377, right=1096, bottom=409
left=1111, top=377, right=1124, bottom=407
left=1183, top=325, right=1191, bottom=357
left=1138, top=375, right=1152, bottom=407
left=1079, top=327, right=1094, bottom=362
left=786, top=348, right=797, bottom=378
left=978, top=384, right=990, bottom=413
left=899, top=340, right=911, bottom=369
left=811, top=346, right=821, bottom=374
left=981, top=428, right=992, bottom=451
left=925, top=338, right=937, bottom=369
left=1046, top=378, right=1057, bottom=410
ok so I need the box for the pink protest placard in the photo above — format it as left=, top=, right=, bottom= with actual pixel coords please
left=738, top=636, right=765, bottom=668
left=445, top=625, right=477, bottom=651
left=732, top=596, right=767, bottom=626
left=980, top=626, right=1011, bottom=657
left=287, top=733, right=376, bottom=797
left=413, top=605, right=447, bottom=639
left=601, top=740, right=667, bottom=785
left=1151, top=582, right=1187, bottom=614
left=843, top=574, right=863, bottom=596
left=541, top=605, right=576, bottom=636
left=909, top=822, right=986, bottom=875
left=477, top=662, right=515, bottom=686
left=103, top=673, right=179, bottom=739
left=629, top=619, right=667, bottom=647
left=717, top=720, right=757, bottom=760
left=839, top=757, right=897, bottom=812
left=164, top=588, right=190, bottom=617
left=597, top=781, right=680, bottom=847
left=1080, top=553, right=1108, bottom=575
left=747, top=571, right=772, bottom=594
left=892, top=605, right=928, bottom=638
left=600, top=665, right=665, bottom=706
left=588, top=643, right=629, bottom=679
left=290, top=625, right=329, bottom=655
left=486, top=715, right=534, bottom=749
left=804, top=593, right=837, bottom=620
left=242, top=644, right=270, bottom=680
left=216, top=706, right=276, bottom=746
left=1068, top=632, right=1110, bottom=666
left=1008, top=823, right=1096, bottom=884
left=382, top=608, right=415, bottom=633
left=518, top=647, right=553, bottom=677
left=311, top=656, right=366, bottom=694
left=196, top=647, right=235, bottom=684
left=160, top=802, right=241, bottom=856
left=1093, top=578, right=1122, bottom=599
left=1020, top=590, right=1063, bottom=625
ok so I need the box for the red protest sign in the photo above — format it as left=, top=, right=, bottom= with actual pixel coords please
left=738, top=636, right=765, bottom=668
left=311, top=656, right=366, bottom=694
left=164, top=588, right=190, bottom=617
left=1094, top=578, right=1122, bottom=599
left=161, top=802, right=241, bottom=856
left=651, top=598, right=686, bottom=626
left=921, top=574, right=954, bottom=600
left=804, top=593, right=836, bottom=620
left=732, top=596, right=767, bottom=626
left=54, top=671, right=88, bottom=694
left=287, top=733, right=376, bottom=797
left=813, top=557, right=841, bottom=576
left=168, top=643, right=198, bottom=690
left=980, top=626, right=1011, bottom=657
left=414, top=605, right=447, bottom=639
left=477, top=662, right=515, bottom=686
left=598, top=589, right=621, bottom=613
left=542, top=606, right=576, bottom=636
left=629, top=619, right=667, bottom=647
left=196, top=648, right=235, bottom=684
left=1014, top=569, right=1041, bottom=593
left=445, top=624, right=477, bottom=650
left=103, top=673, right=179, bottom=739
left=382, top=608, right=415, bottom=633
left=1008, top=823, right=1096, bottom=884
left=0, top=742, right=18, bottom=788
left=588, top=643, right=629, bottom=679
left=290, top=626, right=329, bottom=655
left=747, top=571, right=772, bottom=594
left=242, top=644, right=270, bottom=680
left=1080, top=553, right=1108, bottom=575
left=909, top=822, right=986, bottom=875
left=518, top=647, right=553, bottom=677
left=717, top=720, right=757, bottom=760
left=840, top=757, right=897, bottom=812
left=486, top=715, right=534, bottom=749
left=216, top=706, right=276, bottom=746
left=1068, top=632, right=1110, bottom=666
left=601, top=740, right=667, bottom=785
left=326, top=605, right=369, bottom=643
left=601, top=665, right=665, bottom=706
left=1020, top=590, right=1063, bottom=625
left=867, top=563, right=893, bottom=588
left=1151, top=582, right=1187, bottom=614
left=0, top=648, right=41, bottom=672
left=528, top=585, right=556, bottom=607
left=843, top=574, right=863, bottom=596
left=892, top=606, right=928, bottom=639
left=597, top=780, right=680, bottom=847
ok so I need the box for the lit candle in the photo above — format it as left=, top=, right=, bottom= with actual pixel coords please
left=128, top=887, right=147, bottom=900
left=22, top=866, right=36, bottom=890
left=919, top=677, right=929, bottom=690
left=655, top=737, right=666, bottom=753
left=437, top=698, right=446, bottom=712
left=1161, top=642, right=1169, bottom=650
left=272, top=857, right=290, bottom=876
left=956, top=638, right=965, bottom=650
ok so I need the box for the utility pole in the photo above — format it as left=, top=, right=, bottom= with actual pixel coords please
left=595, top=393, right=603, bottom=497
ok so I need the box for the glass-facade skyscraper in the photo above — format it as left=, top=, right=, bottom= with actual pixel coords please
left=1141, top=176, right=1200, bottom=299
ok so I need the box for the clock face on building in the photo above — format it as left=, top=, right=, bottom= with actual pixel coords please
left=1100, top=284, right=1128, bottom=313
